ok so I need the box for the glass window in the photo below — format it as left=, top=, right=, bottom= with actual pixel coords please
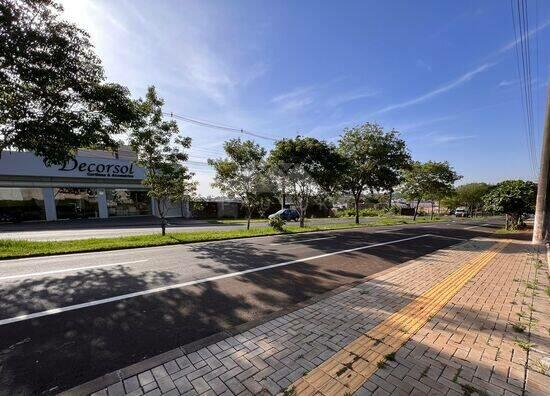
left=0, top=187, right=45, bottom=222
left=106, top=189, right=151, bottom=216
left=54, top=188, right=99, bottom=219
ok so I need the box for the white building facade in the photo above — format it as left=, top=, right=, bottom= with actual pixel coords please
left=0, top=148, right=190, bottom=222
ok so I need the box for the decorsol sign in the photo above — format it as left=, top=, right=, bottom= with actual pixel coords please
left=59, top=158, right=136, bottom=178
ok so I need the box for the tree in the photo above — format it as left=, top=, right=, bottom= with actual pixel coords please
left=0, top=0, right=138, bottom=164
left=401, top=161, right=461, bottom=221
left=130, top=86, right=196, bottom=235
left=483, top=180, right=536, bottom=230
left=338, top=123, right=410, bottom=224
left=269, top=136, right=341, bottom=227
left=208, top=139, right=274, bottom=230
left=455, top=183, right=491, bottom=217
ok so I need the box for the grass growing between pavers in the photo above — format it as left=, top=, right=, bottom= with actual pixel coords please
left=0, top=217, right=448, bottom=260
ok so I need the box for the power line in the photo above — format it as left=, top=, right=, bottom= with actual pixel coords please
left=162, top=111, right=280, bottom=142
left=511, top=0, right=539, bottom=176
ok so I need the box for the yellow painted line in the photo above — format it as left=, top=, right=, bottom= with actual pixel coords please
left=288, top=241, right=510, bottom=395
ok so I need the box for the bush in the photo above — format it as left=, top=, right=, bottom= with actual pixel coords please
left=268, top=216, right=286, bottom=231
left=359, top=208, right=383, bottom=217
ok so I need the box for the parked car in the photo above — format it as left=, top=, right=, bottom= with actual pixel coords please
left=268, top=209, right=300, bottom=221
left=455, top=207, right=469, bottom=217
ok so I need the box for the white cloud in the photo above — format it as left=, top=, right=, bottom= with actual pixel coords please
left=369, top=63, right=494, bottom=116
left=325, top=90, right=376, bottom=107
left=271, top=85, right=317, bottom=111
left=432, top=134, right=476, bottom=144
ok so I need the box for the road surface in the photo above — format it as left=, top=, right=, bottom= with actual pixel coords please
left=0, top=219, right=505, bottom=394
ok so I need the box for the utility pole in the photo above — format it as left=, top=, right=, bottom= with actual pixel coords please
left=533, top=86, right=550, bottom=244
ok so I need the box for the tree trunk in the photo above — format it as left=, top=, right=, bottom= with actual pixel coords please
left=354, top=195, right=360, bottom=225
left=299, top=207, right=305, bottom=227
left=505, top=214, right=509, bottom=230
left=413, top=199, right=421, bottom=221
left=246, top=207, right=251, bottom=230
left=161, top=219, right=166, bottom=236
left=431, top=201, right=434, bottom=220
left=388, top=190, right=393, bottom=209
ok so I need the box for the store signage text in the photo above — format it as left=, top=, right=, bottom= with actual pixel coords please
left=59, top=159, right=135, bottom=178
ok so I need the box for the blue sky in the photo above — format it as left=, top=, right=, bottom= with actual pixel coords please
left=61, top=0, right=549, bottom=196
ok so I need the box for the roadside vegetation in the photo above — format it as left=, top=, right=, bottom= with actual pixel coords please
left=0, top=216, right=446, bottom=259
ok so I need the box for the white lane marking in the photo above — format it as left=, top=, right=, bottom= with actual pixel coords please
left=0, top=234, right=430, bottom=326
left=464, top=225, right=481, bottom=230
left=269, top=236, right=336, bottom=245
left=0, top=260, right=149, bottom=281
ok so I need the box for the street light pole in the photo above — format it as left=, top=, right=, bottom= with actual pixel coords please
left=533, top=86, right=550, bottom=244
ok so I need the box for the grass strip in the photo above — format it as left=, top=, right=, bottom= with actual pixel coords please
left=0, top=217, right=447, bottom=260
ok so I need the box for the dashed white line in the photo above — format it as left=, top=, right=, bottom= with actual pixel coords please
left=0, top=234, right=430, bottom=326
left=0, top=259, right=149, bottom=281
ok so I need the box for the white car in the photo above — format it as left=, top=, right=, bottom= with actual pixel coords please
left=455, top=207, right=468, bottom=217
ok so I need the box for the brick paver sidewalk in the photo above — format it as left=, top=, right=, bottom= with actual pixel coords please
left=81, top=237, right=550, bottom=396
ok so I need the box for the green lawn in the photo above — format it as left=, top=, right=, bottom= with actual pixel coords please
left=0, top=216, right=447, bottom=260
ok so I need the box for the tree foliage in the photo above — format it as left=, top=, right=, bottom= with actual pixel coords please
left=401, top=161, right=461, bottom=220
left=208, top=139, right=274, bottom=230
left=338, top=123, right=410, bottom=224
left=455, top=182, right=491, bottom=216
left=0, top=0, right=138, bottom=164
left=483, top=180, right=536, bottom=229
left=269, top=136, right=341, bottom=227
left=130, top=86, right=196, bottom=235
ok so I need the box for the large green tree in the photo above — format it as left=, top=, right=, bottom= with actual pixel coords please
left=208, top=139, right=274, bottom=230
left=401, top=161, right=461, bottom=220
left=483, top=180, right=536, bottom=230
left=130, top=86, right=196, bottom=235
left=0, top=0, right=138, bottom=164
left=338, top=123, right=410, bottom=224
left=455, top=182, right=491, bottom=217
left=269, top=136, right=341, bottom=227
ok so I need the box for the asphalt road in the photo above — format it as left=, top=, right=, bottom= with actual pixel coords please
left=0, top=219, right=506, bottom=395
left=0, top=216, right=384, bottom=241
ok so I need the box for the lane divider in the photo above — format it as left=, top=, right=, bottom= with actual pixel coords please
left=288, top=240, right=509, bottom=395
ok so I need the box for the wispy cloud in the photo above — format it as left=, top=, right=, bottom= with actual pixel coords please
left=395, top=116, right=455, bottom=132
left=496, top=19, right=550, bottom=55
left=498, top=79, right=518, bottom=88
left=272, top=84, right=375, bottom=113
left=325, top=90, right=376, bottom=107
left=271, top=85, right=317, bottom=112
left=415, top=59, right=432, bottom=72
left=369, top=63, right=494, bottom=116
left=432, top=134, right=476, bottom=144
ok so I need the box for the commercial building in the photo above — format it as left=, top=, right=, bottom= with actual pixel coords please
left=0, top=147, right=190, bottom=222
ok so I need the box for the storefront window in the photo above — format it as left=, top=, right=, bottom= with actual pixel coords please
left=106, top=189, right=151, bottom=216
left=54, top=188, right=99, bottom=219
left=0, top=188, right=45, bottom=222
